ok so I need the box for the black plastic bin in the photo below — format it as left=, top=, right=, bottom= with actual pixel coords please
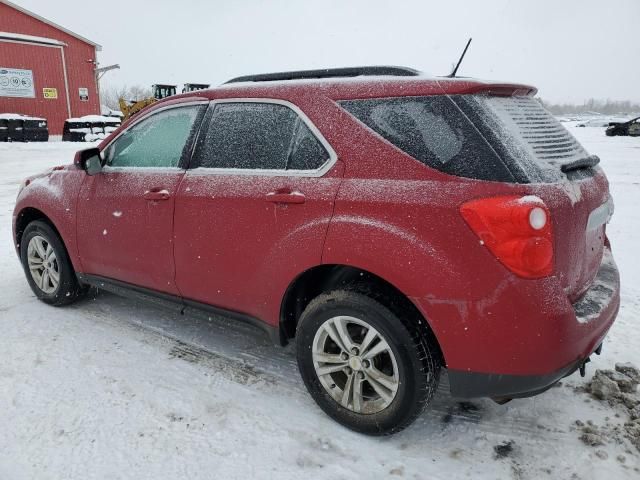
left=62, top=120, right=91, bottom=142
left=23, top=119, right=49, bottom=142
left=62, top=116, right=121, bottom=142
left=0, top=116, right=49, bottom=142
left=6, top=119, right=24, bottom=142
left=0, top=119, right=7, bottom=142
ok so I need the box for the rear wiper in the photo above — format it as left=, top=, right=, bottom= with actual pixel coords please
left=561, top=155, right=600, bottom=173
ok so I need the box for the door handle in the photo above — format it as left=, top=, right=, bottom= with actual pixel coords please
left=266, top=190, right=305, bottom=204
left=144, top=188, right=171, bottom=201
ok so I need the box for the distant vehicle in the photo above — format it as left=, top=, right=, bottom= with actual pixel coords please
left=118, top=84, right=211, bottom=121
left=182, top=83, right=210, bottom=93
left=13, top=66, right=620, bottom=435
left=577, top=118, right=614, bottom=128
left=606, top=117, right=640, bottom=137
left=118, top=84, right=177, bottom=121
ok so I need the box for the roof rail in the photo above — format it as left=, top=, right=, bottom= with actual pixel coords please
left=224, top=66, right=420, bottom=84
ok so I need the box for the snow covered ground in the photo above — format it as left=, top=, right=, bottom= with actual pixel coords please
left=0, top=127, right=639, bottom=480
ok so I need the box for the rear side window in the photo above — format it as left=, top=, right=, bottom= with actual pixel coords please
left=198, top=103, right=296, bottom=170
left=340, top=96, right=515, bottom=182
left=195, top=102, right=330, bottom=171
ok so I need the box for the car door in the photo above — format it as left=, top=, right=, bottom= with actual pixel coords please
left=173, top=99, right=343, bottom=324
left=77, top=102, right=206, bottom=295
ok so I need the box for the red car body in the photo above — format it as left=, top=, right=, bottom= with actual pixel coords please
left=13, top=72, right=620, bottom=399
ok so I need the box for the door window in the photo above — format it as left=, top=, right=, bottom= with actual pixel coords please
left=287, top=119, right=330, bottom=170
left=104, top=105, right=202, bottom=168
left=195, top=102, right=330, bottom=171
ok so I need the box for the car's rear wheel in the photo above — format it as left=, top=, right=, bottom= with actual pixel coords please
left=296, top=289, right=440, bottom=435
left=20, top=220, right=86, bottom=306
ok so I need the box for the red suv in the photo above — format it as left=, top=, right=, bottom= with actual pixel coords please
left=13, top=67, right=620, bottom=435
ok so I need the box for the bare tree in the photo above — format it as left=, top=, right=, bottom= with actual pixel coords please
left=100, top=83, right=153, bottom=110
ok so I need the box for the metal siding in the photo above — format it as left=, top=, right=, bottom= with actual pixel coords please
left=0, top=41, right=70, bottom=134
left=0, top=3, right=99, bottom=135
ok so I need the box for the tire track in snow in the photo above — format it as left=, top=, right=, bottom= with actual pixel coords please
left=76, top=291, right=581, bottom=444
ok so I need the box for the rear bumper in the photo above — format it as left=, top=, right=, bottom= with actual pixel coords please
left=413, top=247, right=620, bottom=399
left=447, top=341, right=607, bottom=399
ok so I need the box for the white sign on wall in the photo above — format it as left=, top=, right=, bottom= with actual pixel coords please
left=0, top=67, right=35, bottom=98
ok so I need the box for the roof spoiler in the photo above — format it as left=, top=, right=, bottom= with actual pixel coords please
left=436, top=80, right=538, bottom=97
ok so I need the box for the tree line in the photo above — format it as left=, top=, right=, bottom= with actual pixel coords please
left=538, top=98, right=640, bottom=115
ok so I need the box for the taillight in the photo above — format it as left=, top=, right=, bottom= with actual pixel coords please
left=460, top=195, right=553, bottom=278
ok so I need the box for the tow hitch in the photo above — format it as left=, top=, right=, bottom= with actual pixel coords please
left=579, top=358, right=590, bottom=377
left=579, top=343, right=603, bottom=377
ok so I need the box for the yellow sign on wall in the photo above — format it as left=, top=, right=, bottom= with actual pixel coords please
left=42, top=87, right=58, bottom=99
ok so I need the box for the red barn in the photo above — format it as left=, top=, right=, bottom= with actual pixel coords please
left=0, top=0, right=101, bottom=135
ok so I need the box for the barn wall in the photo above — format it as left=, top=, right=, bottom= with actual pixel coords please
left=0, top=41, right=70, bottom=133
left=0, top=2, right=100, bottom=135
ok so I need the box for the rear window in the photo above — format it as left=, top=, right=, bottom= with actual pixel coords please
left=451, top=95, right=591, bottom=182
left=340, top=96, right=516, bottom=182
left=342, top=94, right=593, bottom=183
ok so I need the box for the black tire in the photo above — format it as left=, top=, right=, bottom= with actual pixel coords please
left=20, top=220, right=86, bottom=306
left=296, top=289, right=441, bottom=435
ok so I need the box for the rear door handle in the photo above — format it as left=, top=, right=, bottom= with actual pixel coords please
left=266, top=190, right=306, bottom=204
left=144, top=188, right=171, bottom=201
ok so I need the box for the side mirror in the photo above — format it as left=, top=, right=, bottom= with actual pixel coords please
left=74, top=148, right=103, bottom=176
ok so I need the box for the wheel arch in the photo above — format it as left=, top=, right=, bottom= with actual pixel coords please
left=14, top=207, right=62, bottom=255
left=279, top=263, right=445, bottom=366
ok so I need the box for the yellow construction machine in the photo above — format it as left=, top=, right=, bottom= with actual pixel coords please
left=118, top=83, right=210, bottom=120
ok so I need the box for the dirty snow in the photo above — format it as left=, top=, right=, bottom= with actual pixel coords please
left=1, top=127, right=640, bottom=479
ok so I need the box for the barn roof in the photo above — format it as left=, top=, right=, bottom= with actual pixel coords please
left=0, top=0, right=101, bottom=51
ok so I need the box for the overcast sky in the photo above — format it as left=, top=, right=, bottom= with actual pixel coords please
left=13, top=0, right=640, bottom=103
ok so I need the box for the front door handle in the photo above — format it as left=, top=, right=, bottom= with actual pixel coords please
left=266, top=190, right=306, bottom=204
left=144, top=188, right=171, bottom=201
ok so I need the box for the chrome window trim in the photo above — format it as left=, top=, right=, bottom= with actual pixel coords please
left=190, top=97, right=338, bottom=178
left=101, top=100, right=209, bottom=172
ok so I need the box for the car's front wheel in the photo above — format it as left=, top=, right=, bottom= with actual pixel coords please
left=20, top=220, right=86, bottom=306
left=296, top=289, right=440, bottom=435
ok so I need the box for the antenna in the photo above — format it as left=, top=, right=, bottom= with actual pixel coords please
left=448, top=38, right=472, bottom=78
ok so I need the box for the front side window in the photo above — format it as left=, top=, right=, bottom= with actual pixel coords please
left=288, top=120, right=329, bottom=170
left=104, top=105, right=202, bottom=168
left=195, top=102, right=330, bottom=171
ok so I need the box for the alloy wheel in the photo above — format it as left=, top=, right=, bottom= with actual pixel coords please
left=312, top=315, right=400, bottom=414
left=27, top=235, right=60, bottom=294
